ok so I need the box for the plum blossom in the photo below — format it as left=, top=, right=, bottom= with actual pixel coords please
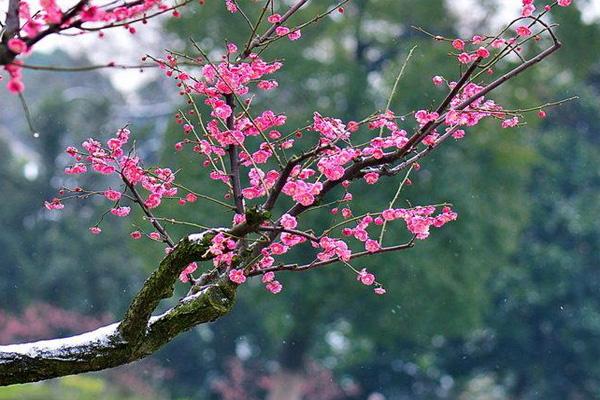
left=44, top=198, right=64, bottom=210
left=501, top=116, right=520, bottom=128
left=275, top=26, right=290, bottom=36
left=452, top=39, right=465, bottom=50
left=229, top=269, right=246, bottom=284
left=262, top=271, right=275, bottom=283
left=149, top=232, right=161, bottom=241
left=364, top=172, right=379, bottom=184
left=288, top=30, right=302, bottom=41
left=7, top=38, right=28, bottom=54
left=365, top=239, right=380, bottom=253
left=516, top=26, right=532, bottom=37
left=280, top=214, right=297, bottom=229
left=267, top=14, right=281, bottom=23
left=374, top=287, right=387, bottom=295
left=110, top=207, right=131, bottom=217
left=266, top=280, right=283, bottom=294
left=179, top=262, right=198, bottom=283
left=104, top=189, right=122, bottom=201
left=357, top=269, right=376, bottom=286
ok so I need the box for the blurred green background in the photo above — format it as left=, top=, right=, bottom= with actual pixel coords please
left=0, top=1, right=598, bottom=399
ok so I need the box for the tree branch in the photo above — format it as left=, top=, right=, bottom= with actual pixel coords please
left=225, top=94, right=244, bottom=214
left=119, top=232, right=217, bottom=342
left=0, top=278, right=236, bottom=386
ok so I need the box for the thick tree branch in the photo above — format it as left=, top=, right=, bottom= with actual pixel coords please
left=0, top=278, right=236, bottom=386
left=119, top=232, right=216, bottom=342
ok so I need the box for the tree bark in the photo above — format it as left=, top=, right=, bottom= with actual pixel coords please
left=0, top=231, right=239, bottom=386
left=0, top=278, right=236, bottom=385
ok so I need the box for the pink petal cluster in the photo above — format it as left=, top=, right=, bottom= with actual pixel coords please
left=179, top=262, right=198, bottom=283
left=262, top=271, right=283, bottom=294
left=357, top=269, right=376, bottom=286
left=228, top=269, right=246, bottom=284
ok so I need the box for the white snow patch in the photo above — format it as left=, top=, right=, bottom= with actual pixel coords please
left=0, top=322, right=120, bottom=359
left=188, top=228, right=226, bottom=243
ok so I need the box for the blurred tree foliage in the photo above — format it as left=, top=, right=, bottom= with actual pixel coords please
left=0, top=51, right=146, bottom=315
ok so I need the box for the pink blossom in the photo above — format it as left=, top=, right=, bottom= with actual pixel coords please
left=280, top=214, right=297, bottom=229
left=7, top=79, right=25, bottom=94
left=522, top=4, right=535, bottom=16
left=110, top=207, right=131, bottom=217
left=185, top=193, right=198, bottom=203
left=130, top=231, right=142, bottom=240
left=259, top=256, right=275, bottom=269
left=104, top=189, right=122, bottom=201
left=64, top=163, right=87, bottom=175
left=406, top=215, right=431, bottom=239
left=229, top=269, right=246, bottom=284
left=257, top=80, right=278, bottom=90
left=145, top=193, right=162, bottom=209
left=269, top=243, right=289, bottom=255
left=44, top=198, right=64, bottom=210
left=476, top=47, right=490, bottom=58
left=432, top=76, right=444, bottom=86
left=213, top=103, right=232, bottom=119
left=149, top=232, right=161, bottom=241
left=374, top=287, right=387, bottom=295
left=457, top=53, right=471, bottom=64
left=275, top=26, right=290, bottom=36
left=341, top=208, right=352, bottom=219
left=501, top=116, right=519, bottom=128
left=452, top=129, right=466, bottom=139
left=318, top=237, right=351, bottom=262
left=357, top=268, right=376, bottom=286
left=492, top=39, right=505, bottom=48
left=558, top=0, right=572, bottom=6
left=364, top=172, right=379, bottom=184
left=266, top=280, right=283, bottom=294
left=312, top=112, right=350, bottom=141
left=89, top=227, right=102, bottom=235
left=288, top=30, right=302, bottom=41
left=267, top=14, right=282, bottom=23
left=382, top=208, right=397, bottom=221
left=233, top=213, right=246, bottom=225
left=225, top=0, right=237, bottom=13
left=226, top=43, right=238, bottom=54
left=262, top=271, right=275, bottom=283
left=516, top=26, right=532, bottom=37
left=8, top=38, right=28, bottom=54
left=452, top=39, right=465, bottom=50
left=281, top=232, right=306, bottom=247
left=179, top=262, right=198, bottom=283
left=365, top=239, right=380, bottom=253
left=422, top=133, right=439, bottom=147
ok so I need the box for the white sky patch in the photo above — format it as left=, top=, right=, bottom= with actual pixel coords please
left=447, top=0, right=600, bottom=35
left=0, top=0, right=175, bottom=93
left=1, top=0, right=598, bottom=95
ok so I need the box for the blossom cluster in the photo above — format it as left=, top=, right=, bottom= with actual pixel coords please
left=46, top=127, right=180, bottom=238
left=43, top=0, right=571, bottom=297
left=2, top=0, right=180, bottom=93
